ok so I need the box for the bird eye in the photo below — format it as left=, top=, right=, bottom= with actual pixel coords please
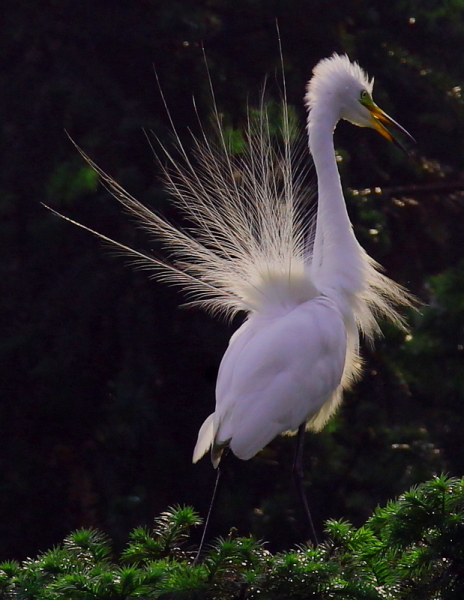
left=359, top=89, right=372, bottom=106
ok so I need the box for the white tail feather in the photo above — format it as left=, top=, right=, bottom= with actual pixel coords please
left=192, top=413, right=215, bottom=465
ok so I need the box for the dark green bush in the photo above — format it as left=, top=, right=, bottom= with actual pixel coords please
left=1, top=476, right=463, bottom=599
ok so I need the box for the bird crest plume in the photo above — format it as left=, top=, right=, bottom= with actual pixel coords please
left=306, top=53, right=374, bottom=112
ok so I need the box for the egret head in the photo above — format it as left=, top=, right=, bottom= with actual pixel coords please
left=306, top=54, right=414, bottom=152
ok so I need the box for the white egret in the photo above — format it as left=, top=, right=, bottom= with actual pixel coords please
left=47, top=53, right=415, bottom=542
left=193, top=55, right=415, bottom=465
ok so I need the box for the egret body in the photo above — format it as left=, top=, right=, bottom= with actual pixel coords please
left=192, top=55, right=414, bottom=467
left=49, top=54, right=414, bottom=476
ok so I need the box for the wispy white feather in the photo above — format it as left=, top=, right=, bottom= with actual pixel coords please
left=48, top=89, right=320, bottom=320
left=46, top=55, right=414, bottom=392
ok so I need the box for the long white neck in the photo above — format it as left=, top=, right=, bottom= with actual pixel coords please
left=307, top=102, right=366, bottom=300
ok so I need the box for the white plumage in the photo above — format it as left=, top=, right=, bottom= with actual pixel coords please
left=191, top=54, right=414, bottom=466
left=202, top=295, right=347, bottom=466
left=49, top=54, right=414, bottom=469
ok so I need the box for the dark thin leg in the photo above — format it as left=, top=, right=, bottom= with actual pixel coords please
left=292, top=422, right=318, bottom=546
left=193, top=458, right=223, bottom=565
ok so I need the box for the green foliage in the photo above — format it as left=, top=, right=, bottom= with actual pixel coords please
left=122, top=506, right=202, bottom=563
left=2, top=482, right=464, bottom=599
left=46, top=161, right=99, bottom=206
left=217, top=101, right=300, bottom=156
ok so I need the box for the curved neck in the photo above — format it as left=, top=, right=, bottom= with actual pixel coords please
left=307, top=104, right=364, bottom=296
left=308, top=106, right=352, bottom=244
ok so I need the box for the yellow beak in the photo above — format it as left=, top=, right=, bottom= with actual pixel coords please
left=369, top=104, right=415, bottom=154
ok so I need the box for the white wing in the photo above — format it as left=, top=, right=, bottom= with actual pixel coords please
left=193, top=295, right=347, bottom=465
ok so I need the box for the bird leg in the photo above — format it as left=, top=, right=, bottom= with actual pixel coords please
left=292, top=423, right=318, bottom=546
left=193, top=450, right=227, bottom=565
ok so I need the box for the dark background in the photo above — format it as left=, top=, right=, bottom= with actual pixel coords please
left=2, top=0, right=464, bottom=559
